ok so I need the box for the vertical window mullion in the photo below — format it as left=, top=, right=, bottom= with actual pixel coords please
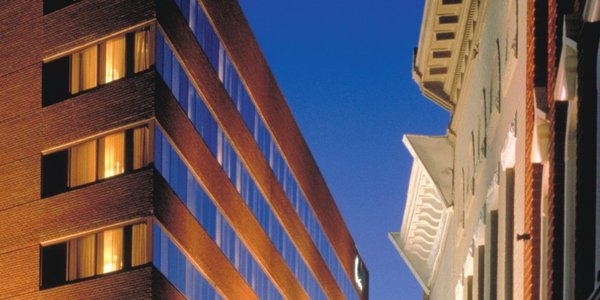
left=123, top=225, right=133, bottom=269
left=96, top=137, right=100, bottom=182
left=125, top=129, right=134, bottom=173
left=125, top=32, right=135, bottom=77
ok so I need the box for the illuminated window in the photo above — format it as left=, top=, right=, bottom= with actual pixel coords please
left=96, top=228, right=124, bottom=274
left=67, top=234, right=96, bottom=280
left=132, top=126, right=151, bottom=170
left=42, top=125, right=151, bottom=197
left=69, top=139, right=97, bottom=187
left=100, top=36, right=126, bottom=84
left=134, top=30, right=151, bottom=73
left=131, top=223, right=148, bottom=267
left=71, top=46, right=98, bottom=94
left=42, top=27, right=154, bottom=107
left=98, top=132, right=125, bottom=180
left=41, top=222, right=149, bottom=288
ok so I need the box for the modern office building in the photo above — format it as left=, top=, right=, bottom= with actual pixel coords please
left=391, top=0, right=600, bottom=299
left=0, top=0, right=368, bottom=299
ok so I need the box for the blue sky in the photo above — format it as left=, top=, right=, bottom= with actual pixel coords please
left=237, top=1, right=450, bottom=299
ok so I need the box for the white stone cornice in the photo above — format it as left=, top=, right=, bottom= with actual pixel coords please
left=389, top=134, right=454, bottom=293
left=413, top=0, right=488, bottom=112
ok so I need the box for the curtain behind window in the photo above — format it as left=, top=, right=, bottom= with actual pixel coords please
left=71, top=46, right=98, bottom=94
left=97, top=228, right=123, bottom=274
left=101, top=36, right=126, bottom=84
left=131, top=223, right=148, bottom=266
left=98, top=132, right=125, bottom=179
left=67, top=234, right=95, bottom=280
left=134, top=30, right=150, bottom=73
left=133, top=127, right=149, bottom=170
left=69, top=140, right=97, bottom=187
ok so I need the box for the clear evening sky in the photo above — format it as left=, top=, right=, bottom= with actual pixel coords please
left=238, top=1, right=450, bottom=299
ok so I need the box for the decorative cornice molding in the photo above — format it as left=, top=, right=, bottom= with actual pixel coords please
left=389, top=134, right=454, bottom=293
left=413, top=0, right=488, bottom=112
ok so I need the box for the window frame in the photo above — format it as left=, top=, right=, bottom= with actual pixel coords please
left=41, top=25, right=156, bottom=107
left=40, top=219, right=152, bottom=289
left=41, top=122, right=154, bottom=197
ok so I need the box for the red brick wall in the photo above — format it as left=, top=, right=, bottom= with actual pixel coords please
left=524, top=0, right=536, bottom=298
left=0, top=170, right=154, bottom=298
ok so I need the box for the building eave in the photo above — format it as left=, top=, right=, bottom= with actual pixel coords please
left=403, top=134, right=454, bottom=206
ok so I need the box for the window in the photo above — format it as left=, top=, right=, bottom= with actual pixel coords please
left=134, top=30, right=151, bottom=73
left=41, top=125, right=151, bottom=197
left=42, top=56, right=70, bottom=106
left=42, top=27, right=154, bottom=107
left=41, top=150, right=69, bottom=197
left=41, top=223, right=148, bottom=288
left=70, top=46, right=98, bottom=94
left=100, top=36, right=126, bottom=84
left=97, top=132, right=125, bottom=180
left=69, top=139, right=97, bottom=187
left=43, top=0, right=80, bottom=15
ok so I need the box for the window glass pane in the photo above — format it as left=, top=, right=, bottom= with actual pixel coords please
left=98, top=132, right=125, bottom=179
left=134, top=30, right=150, bottom=73
left=131, top=223, right=147, bottom=266
left=101, top=36, right=126, bottom=84
left=97, top=228, right=123, bottom=274
left=68, top=234, right=95, bottom=280
left=133, top=127, right=149, bottom=170
left=70, top=52, right=81, bottom=94
left=43, top=56, right=71, bottom=106
left=41, top=242, right=67, bottom=288
left=69, top=140, right=97, bottom=187
left=80, top=46, right=98, bottom=91
left=42, top=150, right=69, bottom=197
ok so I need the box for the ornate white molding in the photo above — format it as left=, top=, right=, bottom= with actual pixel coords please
left=389, top=134, right=454, bottom=293
left=412, top=0, right=488, bottom=111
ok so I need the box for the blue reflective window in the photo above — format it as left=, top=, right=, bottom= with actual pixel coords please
left=154, top=126, right=281, bottom=299
left=153, top=223, right=221, bottom=300
left=156, top=29, right=326, bottom=299
left=162, top=5, right=363, bottom=295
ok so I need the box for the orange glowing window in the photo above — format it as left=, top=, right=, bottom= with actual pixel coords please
left=98, top=132, right=125, bottom=180
left=43, top=26, right=154, bottom=107
left=100, top=36, right=126, bottom=84
left=41, top=222, right=150, bottom=288
left=42, top=125, right=152, bottom=196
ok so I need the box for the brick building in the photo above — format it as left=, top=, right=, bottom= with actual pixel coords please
left=0, top=0, right=368, bottom=299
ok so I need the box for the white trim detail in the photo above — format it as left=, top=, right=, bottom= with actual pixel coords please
left=389, top=134, right=454, bottom=293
